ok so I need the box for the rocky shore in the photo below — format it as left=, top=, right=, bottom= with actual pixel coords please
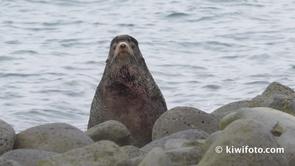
left=1, top=82, right=295, bottom=166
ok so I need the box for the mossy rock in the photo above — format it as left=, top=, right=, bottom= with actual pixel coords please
left=198, top=119, right=288, bottom=166
left=220, top=107, right=295, bottom=165
left=37, top=140, right=128, bottom=166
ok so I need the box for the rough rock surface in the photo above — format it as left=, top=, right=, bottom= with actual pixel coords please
left=142, top=129, right=208, bottom=152
left=86, top=120, right=132, bottom=146
left=211, top=100, right=253, bottom=120
left=15, top=123, right=93, bottom=153
left=198, top=119, right=288, bottom=166
left=0, top=158, right=21, bottom=166
left=0, top=119, right=15, bottom=155
left=212, top=82, right=295, bottom=120
left=37, top=140, right=128, bottom=166
left=120, top=145, right=146, bottom=159
left=152, top=107, right=218, bottom=140
left=138, top=147, right=172, bottom=166
left=165, top=146, right=204, bottom=166
left=1, top=149, right=57, bottom=166
left=220, top=107, right=295, bottom=165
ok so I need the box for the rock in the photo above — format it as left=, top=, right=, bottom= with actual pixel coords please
left=116, top=146, right=146, bottom=166
left=252, top=82, right=295, bottom=115
left=211, top=100, right=253, bottom=120
left=15, top=123, right=93, bottom=153
left=251, top=82, right=295, bottom=116
left=1, top=149, right=57, bottom=166
left=163, top=138, right=190, bottom=150
left=142, top=129, right=208, bottom=152
left=202, top=130, right=222, bottom=151
left=138, top=147, right=172, bottom=166
left=220, top=107, right=295, bottom=165
left=165, top=146, right=203, bottom=166
left=212, top=82, right=295, bottom=121
left=86, top=120, right=132, bottom=146
left=116, top=156, right=144, bottom=166
left=271, top=122, right=284, bottom=137
left=198, top=119, right=288, bottom=166
left=268, top=95, right=295, bottom=116
left=141, top=130, right=207, bottom=166
left=152, top=107, right=218, bottom=140
left=258, top=82, right=295, bottom=97
left=120, top=145, right=146, bottom=159
left=37, top=140, right=128, bottom=166
left=0, top=158, right=21, bottom=166
left=0, top=119, right=15, bottom=155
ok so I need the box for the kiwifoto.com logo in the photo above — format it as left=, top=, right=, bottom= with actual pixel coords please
left=215, top=145, right=285, bottom=154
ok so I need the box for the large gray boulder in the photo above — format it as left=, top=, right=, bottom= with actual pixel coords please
left=142, top=129, right=208, bottom=165
left=37, top=140, right=128, bottom=166
left=1, top=149, right=57, bottom=166
left=121, top=130, right=208, bottom=166
left=201, top=130, right=223, bottom=151
left=116, top=156, right=144, bottom=166
left=0, top=119, right=15, bottom=155
left=152, top=107, right=218, bottom=140
left=120, top=145, right=146, bottom=159
left=252, top=82, right=295, bottom=116
left=165, top=146, right=204, bottom=166
left=142, top=129, right=208, bottom=152
left=116, top=146, right=147, bottom=166
left=86, top=120, right=132, bottom=146
left=138, top=147, right=172, bottom=166
left=221, top=107, right=295, bottom=165
left=0, top=158, right=21, bottom=166
left=211, top=100, right=253, bottom=120
left=15, top=123, right=93, bottom=153
left=212, top=82, right=295, bottom=120
left=198, top=119, right=288, bottom=166
left=140, top=144, right=205, bottom=166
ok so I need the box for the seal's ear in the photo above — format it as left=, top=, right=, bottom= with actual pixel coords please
left=106, top=50, right=114, bottom=64
left=129, top=36, right=138, bottom=46
left=141, top=57, right=145, bottom=62
left=107, top=40, right=116, bottom=61
left=139, top=57, right=146, bottom=66
left=110, top=36, right=117, bottom=47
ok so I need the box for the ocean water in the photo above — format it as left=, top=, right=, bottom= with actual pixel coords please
left=1, top=0, right=295, bottom=131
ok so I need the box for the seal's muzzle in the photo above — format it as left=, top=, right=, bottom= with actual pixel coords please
left=115, top=41, right=133, bottom=57
left=119, top=42, right=127, bottom=49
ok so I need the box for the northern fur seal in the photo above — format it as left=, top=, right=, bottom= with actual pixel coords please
left=88, top=35, right=167, bottom=146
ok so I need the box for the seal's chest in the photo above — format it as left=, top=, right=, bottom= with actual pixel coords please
left=118, top=66, right=136, bottom=82
left=103, top=84, right=148, bottom=115
left=107, top=81, right=131, bottom=96
left=104, top=78, right=137, bottom=96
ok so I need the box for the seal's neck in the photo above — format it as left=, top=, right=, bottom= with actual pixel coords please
left=107, top=64, right=138, bottom=84
left=104, top=64, right=147, bottom=97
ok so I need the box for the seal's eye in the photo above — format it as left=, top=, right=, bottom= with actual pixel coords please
left=127, top=37, right=132, bottom=42
left=131, top=43, right=135, bottom=49
left=128, top=36, right=138, bottom=46
left=112, top=44, right=117, bottom=50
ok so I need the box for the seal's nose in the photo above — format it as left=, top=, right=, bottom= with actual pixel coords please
left=119, top=43, right=127, bottom=49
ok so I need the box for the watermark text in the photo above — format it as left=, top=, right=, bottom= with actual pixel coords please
left=215, top=145, right=284, bottom=154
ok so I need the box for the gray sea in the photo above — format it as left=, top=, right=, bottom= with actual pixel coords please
left=1, top=0, right=295, bottom=131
